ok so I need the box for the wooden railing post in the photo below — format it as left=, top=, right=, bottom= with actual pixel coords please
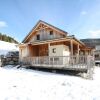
left=70, top=40, right=73, bottom=65
left=86, top=55, right=94, bottom=79
left=52, top=57, right=54, bottom=66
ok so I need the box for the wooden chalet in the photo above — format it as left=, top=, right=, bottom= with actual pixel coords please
left=19, top=20, right=94, bottom=71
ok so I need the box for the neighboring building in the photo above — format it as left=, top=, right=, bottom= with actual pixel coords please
left=81, top=39, right=100, bottom=48
left=81, top=39, right=100, bottom=64
left=19, top=20, right=93, bottom=70
left=94, top=45, right=100, bottom=63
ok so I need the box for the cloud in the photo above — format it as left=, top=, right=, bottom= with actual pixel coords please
left=80, top=11, right=87, bottom=15
left=0, top=21, right=7, bottom=28
left=88, top=30, right=100, bottom=38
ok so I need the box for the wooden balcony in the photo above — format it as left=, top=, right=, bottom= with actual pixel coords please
left=22, top=55, right=94, bottom=71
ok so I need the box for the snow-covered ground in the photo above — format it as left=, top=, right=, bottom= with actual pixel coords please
left=0, top=40, right=18, bottom=55
left=0, top=66, right=100, bottom=100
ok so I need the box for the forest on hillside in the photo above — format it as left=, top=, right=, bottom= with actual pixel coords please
left=0, top=33, right=18, bottom=43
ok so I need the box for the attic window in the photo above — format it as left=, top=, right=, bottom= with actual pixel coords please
left=36, top=34, right=40, bottom=40
left=50, top=31, right=53, bottom=35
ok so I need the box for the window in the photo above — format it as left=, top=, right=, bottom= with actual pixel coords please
left=52, top=48, right=56, bottom=53
left=36, top=34, right=40, bottom=40
left=50, top=31, right=53, bottom=35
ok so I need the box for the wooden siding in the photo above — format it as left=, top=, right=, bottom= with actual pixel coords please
left=28, top=27, right=65, bottom=43
left=38, top=44, right=48, bottom=56
left=23, top=20, right=67, bottom=43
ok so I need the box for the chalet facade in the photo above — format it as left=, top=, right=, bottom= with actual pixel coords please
left=19, top=20, right=94, bottom=71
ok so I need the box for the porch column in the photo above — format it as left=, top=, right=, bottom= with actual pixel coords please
left=85, top=50, right=87, bottom=55
left=48, top=43, right=50, bottom=56
left=77, top=44, right=79, bottom=56
left=26, top=44, right=29, bottom=56
left=48, top=43, right=50, bottom=65
left=70, top=40, right=73, bottom=56
left=77, top=44, right=80, bottom=64
left=70, top=40, right=73, bottom=64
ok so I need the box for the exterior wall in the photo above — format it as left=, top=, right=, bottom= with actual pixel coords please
left=32, top=46, right=39, bottom=56
left=63, top=45, right=70, bottom=64
left=49, top=45, right=63, bottom=56
left=80, top=50, right=92, bottom=56
left=19, top=48, right=22, bottom=61
left=21, top=48, right=27, bottom=57
left=29, top=28, right=65, bottom=42
left=63, top=45, right=70, bottom=56
left=38, top=44, right=48, bottom=56
left=96, top=45, right=100, bottom=50
left=84, top=50, right=90, bottom=55
left=19, top=46, right=29, bottom=61
left=49, top=45, right=70, bottom=64
left=49, top=45, right=70, bottom=56
left=94, top=45, right=100, bottom=60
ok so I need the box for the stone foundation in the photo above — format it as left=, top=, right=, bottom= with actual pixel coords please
left=0, top=57, right=19, bottom=67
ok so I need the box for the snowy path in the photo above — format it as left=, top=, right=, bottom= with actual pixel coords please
left=0, top=66, right=100, bottom=100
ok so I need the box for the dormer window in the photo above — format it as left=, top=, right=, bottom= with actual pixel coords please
left=36, top=34, right=40, bottom=40
left=50, top=31, right=53, bottom=35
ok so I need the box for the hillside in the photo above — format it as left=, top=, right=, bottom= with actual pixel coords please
left=0, top=33, right=18, bottom=44
left=0, top=40, right=19, bottom=55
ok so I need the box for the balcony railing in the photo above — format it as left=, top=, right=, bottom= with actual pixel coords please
left=22, top=55, right=94, bottom=70
left=34, top=35, right=65, bottom=42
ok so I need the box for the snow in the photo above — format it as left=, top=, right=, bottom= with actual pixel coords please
left=0, top=66, right=100, bottom=100
left=0, top=40, right=18, bottom=55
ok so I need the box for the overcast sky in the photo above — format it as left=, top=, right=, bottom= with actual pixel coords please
left=0, top=0, right=100, bottom=42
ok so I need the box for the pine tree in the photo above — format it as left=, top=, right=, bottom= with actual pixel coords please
left=0, top=32, right=18, bottom=43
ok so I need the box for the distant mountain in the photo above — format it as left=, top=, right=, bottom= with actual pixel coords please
left=0, top=33, right=18, bottom=43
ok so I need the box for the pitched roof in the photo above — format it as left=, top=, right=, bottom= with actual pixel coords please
left=22, top=20, right=68, bottom=43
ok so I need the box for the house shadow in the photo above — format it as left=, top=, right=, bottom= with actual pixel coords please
left=25, top=66, right=87, bottom=77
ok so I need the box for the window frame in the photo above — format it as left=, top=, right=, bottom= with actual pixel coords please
left=50, top=31, right=53, bottom=35
left=52, top=48, right=56, bottom=53
left=36, top=34, right=40, bottom=40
